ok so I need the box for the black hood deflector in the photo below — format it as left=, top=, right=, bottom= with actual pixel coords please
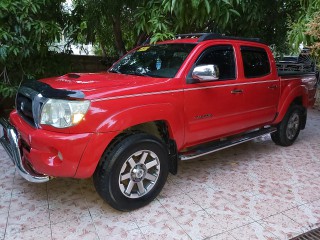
left=23, top=80, right=85, bottom=100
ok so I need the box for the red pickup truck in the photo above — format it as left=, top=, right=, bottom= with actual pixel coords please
left=0, top=33, right=317, bottom=211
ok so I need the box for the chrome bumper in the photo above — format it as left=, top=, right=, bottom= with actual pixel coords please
left=0, top=118, right=50, bottom=183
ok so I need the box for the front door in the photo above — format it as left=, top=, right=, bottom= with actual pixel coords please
left=183, top=45, right=245, bottom=147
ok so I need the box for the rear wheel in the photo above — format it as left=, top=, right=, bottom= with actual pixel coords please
left=93, top=132, right=168, bottom=211
left=271, top=105, right=303, bottom=146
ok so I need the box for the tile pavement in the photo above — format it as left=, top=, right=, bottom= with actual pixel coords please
left=0, top=109, right=319, bottom=240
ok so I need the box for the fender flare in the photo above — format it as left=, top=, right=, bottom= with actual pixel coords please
left=96, top=103, right=184, bottom=148
left=274, top=85, right=308, bottom=124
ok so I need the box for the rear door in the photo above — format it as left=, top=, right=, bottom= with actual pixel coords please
left=237, top=45, right=280, bottom=128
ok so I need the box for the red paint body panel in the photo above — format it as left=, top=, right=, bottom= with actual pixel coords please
left=9, top=38, right=317, bottom=178
left=274, top=74, right=317, bottom=124
left=75, top=131, right=121, bottom=178
left=10, top=111, right=92, bottom=177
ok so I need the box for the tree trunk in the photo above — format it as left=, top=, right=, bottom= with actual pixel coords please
left=100, top=44, right=107, bottom=58
left=135, top=32, right=148, bottom=47
left=111, top=14, right=126, bottom=57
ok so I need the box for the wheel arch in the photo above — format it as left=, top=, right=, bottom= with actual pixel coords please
left=95, top=103, right=184, bottom=147
left=112, top=120, right=179, bottom=175
left=274, top=86, right=308, bottom=124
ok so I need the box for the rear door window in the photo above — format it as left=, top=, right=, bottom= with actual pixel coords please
left=241, top=46, right=270, bottom=78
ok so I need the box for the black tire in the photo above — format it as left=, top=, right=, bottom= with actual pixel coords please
left=271, top=105, right=303, bottom=146
left=93, top=132, right=169, bottom=211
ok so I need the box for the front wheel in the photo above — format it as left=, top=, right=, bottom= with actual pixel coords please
left=271, top=105, right=303, bottom=146
left=93, top=132, right=169, bottom=211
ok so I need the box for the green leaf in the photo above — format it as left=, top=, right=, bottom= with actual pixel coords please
left=171, top=0, right=176, bottom=12
left=229, top=9, right=240, bottom=17
left=204, top=0, right=211, bottom=14
left=191, top=0, right=200, bottom=8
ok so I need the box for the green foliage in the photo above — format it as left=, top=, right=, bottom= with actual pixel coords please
left=223, top=0, right=303, bottom=54
left=0, top=67, right=17, bottom=98
left=0, top=0, right=316, bottom=101
left=69, top=0, right=313, bottom=57
left=306, top=12, right=320, bottom=58
left=134, top=0, right=302, bottom=52
left=70, top=0, right=140, bottom=56
left=0, top=0, right=66, bottom=98
left=135, top=1, right=174, bottom=40
left=135, top=0, right=241, bottom=42
left=0, top=0, right=63, bottom=63
left=288, top=0, right=320, bottom=52
left=0, top=83, right=17, bottom=98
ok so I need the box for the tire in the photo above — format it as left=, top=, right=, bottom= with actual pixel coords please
left=93, top=132, right=169, bottom=211
left=271, top=105, right=303, bottom=146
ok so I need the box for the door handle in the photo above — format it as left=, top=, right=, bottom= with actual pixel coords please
left=231, top=89, right=243, bottom=94
left=268, top=85, right=278, bottom=89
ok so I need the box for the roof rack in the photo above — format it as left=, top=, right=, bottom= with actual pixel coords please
left=175, top=33, right=263, bottom=44
left=141, top=33, right=264, bottom=46
left=175, top=33, right=208, bottom=39
left=198, top=33, right=263, bottom=43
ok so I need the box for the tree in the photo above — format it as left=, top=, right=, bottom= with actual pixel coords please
left=0, top=0, right=66, bottom=97
left=306, top=12, right=320, bottom=56
left=287, top=0, right=320, bottom=52
left=135, top=0, right=303, bottom=53
left=70, top=0, right=141, bottom=57
left=70, top=0, right=245, bottom=56
left=135, top=0, right=242, bottom=42
left=69, top=0, right=309, bottom=58
left=1, top=0, right=315, bottom=99
left=228, top=0, right=302, bottom=54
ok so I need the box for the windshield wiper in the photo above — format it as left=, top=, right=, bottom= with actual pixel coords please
left=109, top=69, right=151, bottom=77
left=125, top=72, right=150, bottom=77
left=108, top=69, right=121, bottom=74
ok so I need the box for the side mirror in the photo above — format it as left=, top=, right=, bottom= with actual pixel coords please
left=192, top=64, right=220, bottom=82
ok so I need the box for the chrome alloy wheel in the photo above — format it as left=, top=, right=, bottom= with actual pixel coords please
left=119, top=150, right=160, bottom=199
left=286, top=112, right=300, bottom=140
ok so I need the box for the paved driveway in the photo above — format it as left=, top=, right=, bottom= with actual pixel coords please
left=0, top=109, right=320, bottom=240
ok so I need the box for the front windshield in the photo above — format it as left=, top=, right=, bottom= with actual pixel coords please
left=109, top=44, right=196, bottom=78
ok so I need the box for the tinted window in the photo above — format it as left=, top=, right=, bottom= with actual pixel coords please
left=241, top=46, right=270, bottom=78
left=196, top=45, right=236, bottom=80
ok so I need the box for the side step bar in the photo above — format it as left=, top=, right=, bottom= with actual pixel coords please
left=179, top=127, right=277, bottom=161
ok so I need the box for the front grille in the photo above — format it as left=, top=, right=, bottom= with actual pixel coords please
left=291, top=227, right=320, bottom=240
left=16, top=93, right=34, bottom=126
left=15, top=86, right=45, bottom=128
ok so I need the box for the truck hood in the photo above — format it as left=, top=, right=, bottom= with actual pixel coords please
left=39, top=72, right=173, bottom=100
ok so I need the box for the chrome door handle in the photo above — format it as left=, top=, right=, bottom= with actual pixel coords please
left=268, top=85, right=278, bottom=89
left=231, top=89, right=243, bottom=94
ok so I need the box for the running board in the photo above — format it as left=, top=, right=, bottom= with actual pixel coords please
left=179, top=127, right=277, bottom=161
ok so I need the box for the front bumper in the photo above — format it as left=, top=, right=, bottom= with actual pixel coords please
left=0, top=118, right=50, bottom=183
left=1, top=111, right=118, bottom=181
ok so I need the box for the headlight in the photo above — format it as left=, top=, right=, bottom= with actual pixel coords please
left=40, top=99, right=90, bottom=128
